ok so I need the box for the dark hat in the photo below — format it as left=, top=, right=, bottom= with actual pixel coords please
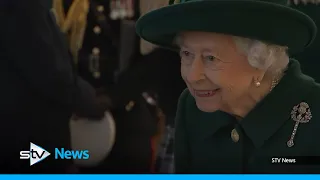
left=136, top=0, right=317, bottom=55
left=289, top=0, right=320, bottom=81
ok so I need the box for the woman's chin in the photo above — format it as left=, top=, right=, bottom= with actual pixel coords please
left=195, top=101, right=220, bottom=113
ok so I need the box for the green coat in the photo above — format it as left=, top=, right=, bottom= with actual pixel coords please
left=174, top=59, right=320, bottom=173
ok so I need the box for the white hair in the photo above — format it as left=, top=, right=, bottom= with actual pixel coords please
left=173, top=34, right=289, bottom=75
left=233, top=36, right=289, bottom=75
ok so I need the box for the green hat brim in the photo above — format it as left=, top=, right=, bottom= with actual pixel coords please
left=136, top=0, right=317, bottom=55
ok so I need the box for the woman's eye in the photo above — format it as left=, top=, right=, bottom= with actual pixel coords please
left=180, top=50, right=190, bottom=57
left=180, top=50, right=194, bottom=65
left=205, top=55, right=216, bottom=61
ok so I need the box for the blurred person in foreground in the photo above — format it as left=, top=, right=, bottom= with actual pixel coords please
left=290, top=0, right=320, bottom=82
left=0, top=0, right=110, bottom=173
left=136, top=0, right=320, bottom=173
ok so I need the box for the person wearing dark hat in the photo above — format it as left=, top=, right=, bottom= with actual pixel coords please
left=136, top=0, right=320, bottom=174
left=289, top=0, right=320, bottom=82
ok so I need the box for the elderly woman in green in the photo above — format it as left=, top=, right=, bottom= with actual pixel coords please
left=136, top=0, right=320, bottom=173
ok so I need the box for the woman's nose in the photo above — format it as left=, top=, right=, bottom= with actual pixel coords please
left=187, top=58, right=205, bottom=83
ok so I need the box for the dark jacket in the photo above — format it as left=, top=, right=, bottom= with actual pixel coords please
left=0, top=0, right=105, bottom=173
left=62, top=0, right=139, bottom=88
left=175, top=60, right=320, bottom=173
left=105, top=48, right=186, bottom=119
left=59, top=1, right=159, bottom=173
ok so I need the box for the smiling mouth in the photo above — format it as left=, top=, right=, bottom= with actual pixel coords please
left=194, top=89, right=220, bottom=97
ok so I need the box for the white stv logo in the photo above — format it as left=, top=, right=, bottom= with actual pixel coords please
left=20, top=142, right=51, bottom=166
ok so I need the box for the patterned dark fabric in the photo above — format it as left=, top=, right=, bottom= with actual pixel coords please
left=154, top=122, right=175, bottom=174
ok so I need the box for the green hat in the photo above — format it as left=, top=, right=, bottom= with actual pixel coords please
left=289, top=0, right=320, bottom=81
left=136, top=0, right=317, bottom=55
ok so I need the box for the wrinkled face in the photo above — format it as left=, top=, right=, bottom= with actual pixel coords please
left=179, top=32, right=261, bottom=113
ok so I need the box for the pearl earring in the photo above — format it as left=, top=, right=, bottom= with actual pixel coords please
left=255, top=81, right=261, bottom=87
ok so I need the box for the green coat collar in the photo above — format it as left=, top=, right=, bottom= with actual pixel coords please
left=188, top=59, right=316, bottom=148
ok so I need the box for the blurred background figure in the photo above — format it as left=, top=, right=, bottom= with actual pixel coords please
left=52, top=0, right=158, bottom=173
left=52, top=0, right=186, bottom=173
left=99, top=0, right=186, bottom=173
left=138, top=0, right=186, bottom=173
left=0, top=0, right=109, bottom=173
left=289, top=0, right=320, bottom=82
